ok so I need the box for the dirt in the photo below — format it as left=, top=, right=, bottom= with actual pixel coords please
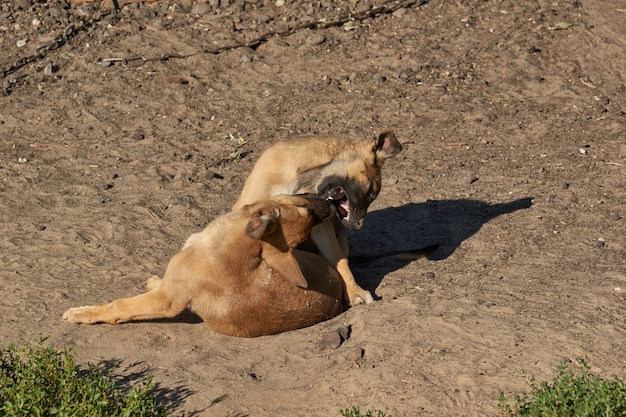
left=1, top=0, right=625, bottom=415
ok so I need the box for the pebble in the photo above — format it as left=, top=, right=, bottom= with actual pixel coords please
left=461, top=175, right=479, bottom=185
left=44, top=62, right=54, bottom=75
left=306, top=34, right=326, bottom=46
left=316, top=325, right=351, bottom=351
left=345, top=347, right=365, bottom=364
left=356, top=1, right=372, bottom=14
left=372, top=72, right=386, bottom=82
left=191, top=2, right=211, bottom=16
left=392, top=7, right=406, bottom=18
left=15, top=0, right=33, bottom=11
left=317, top=330, right=342, bottom=351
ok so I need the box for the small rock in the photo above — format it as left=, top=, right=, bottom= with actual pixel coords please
left=306, top=34, right=326, bottom=46
left=316, top=325, right=351, bottom=351
left=345, top=347, right=365, bottom=364
left=372, top=72, right=386, bottom=82
left=461, top=175, right=479, bottom=185
left=132, top=131, right=145, bottom=141
left=356, top=1, right=372, bottom=14
left=423, top=271, right=435, bottom=280
left=183, top=345, right=198, bottom=355
left=15, top=0, right=33, bottom=10
left=206, top=170, right=224, bottom=180
left=275, top=0, right=285, bottom=6
left=190, top=2, right=211, bottom=16
left=44, top=62, right=55, bottom=76
left=337, top=325, right=351, bottom=341
left=392, top=7, right=406, bottom=18
left=317, top=331, right=342, bottom=351
left=256, top=14, right=271, bottom=24
left=240, top=54, right=252, bottom=63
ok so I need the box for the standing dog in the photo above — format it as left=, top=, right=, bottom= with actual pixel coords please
left=63, top=195, right=345, bottom=337
left=233, top=131, right=402, bottom=306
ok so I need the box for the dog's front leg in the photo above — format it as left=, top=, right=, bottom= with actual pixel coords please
left=62, top=284, right=186, bottom=325
left=311, top=221, right=374, bottom=306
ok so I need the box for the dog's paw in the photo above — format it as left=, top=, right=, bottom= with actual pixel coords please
left=349, top=289, right=374, bottom=306
left=62, top=306, right=99, bottom=324
left=145, top=275, right=162, bottom=291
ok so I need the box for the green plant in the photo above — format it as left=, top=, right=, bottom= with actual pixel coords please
left=499, top=357, right=626, bottom=417
left=340, top=406, right=387, bottom=417
left=0, top=337, right=167, bottom=417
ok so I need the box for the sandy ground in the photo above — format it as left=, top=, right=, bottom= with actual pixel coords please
left=1, top=0, right=625, bottom=415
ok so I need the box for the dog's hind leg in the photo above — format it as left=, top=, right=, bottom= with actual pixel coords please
left=62, top=285, right=187, bottom=325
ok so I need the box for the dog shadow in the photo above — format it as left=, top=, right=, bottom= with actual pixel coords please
left=348, top=197, right=533, bottom=296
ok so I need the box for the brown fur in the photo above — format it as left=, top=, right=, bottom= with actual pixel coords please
left=233, top=131, right=402, bottom=306
left=62, top=195, right=345, bottom=337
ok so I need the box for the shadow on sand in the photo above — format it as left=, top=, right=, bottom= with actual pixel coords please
left=348, top=197, right=533, bottom=295
left=93, top=358, right=230, bottom=416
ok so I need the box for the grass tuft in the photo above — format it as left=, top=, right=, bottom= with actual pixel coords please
left=340, top=406, right=387, bottom=417
left=499, top=357, right=626, bottom=417
left=0, top=337, right=167, bottom=417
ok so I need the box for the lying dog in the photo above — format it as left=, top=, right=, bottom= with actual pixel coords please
left=63, top=194, right=345, bottom=337
left=233, top=131, right=402, bottom=306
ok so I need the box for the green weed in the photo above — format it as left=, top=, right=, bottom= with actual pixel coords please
left=340, top=406, right=387, bottom=417
left=499, top=357, right=626, bottom=417
left=0, top=337, right=167, bottom=417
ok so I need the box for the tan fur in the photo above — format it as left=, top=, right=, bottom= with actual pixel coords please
left=233, top=131, right=402, bottom=306
left=62, top=195, right=345, bottom=337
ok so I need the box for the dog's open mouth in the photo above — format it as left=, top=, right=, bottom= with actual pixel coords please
left=326, top=186, right=350, bottom=221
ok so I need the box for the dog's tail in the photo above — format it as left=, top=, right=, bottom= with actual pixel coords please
left=349, top=244, right=440, bottom=265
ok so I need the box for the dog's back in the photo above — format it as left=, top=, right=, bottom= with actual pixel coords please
left=233, top=135, right=377, bottom=209
left=208, top=249, right=344, bottom=337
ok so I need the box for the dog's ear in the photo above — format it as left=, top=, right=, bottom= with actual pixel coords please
left=372, top=131, right=402, bottom=162
left=245, top=207, right=279, bottom=240
left=264, top=250, right=309, bottom=289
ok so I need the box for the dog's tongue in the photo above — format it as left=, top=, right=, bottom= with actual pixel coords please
left=327, top=187, right=350, bottom=220
left=338, top=201, right=350, bottom=220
